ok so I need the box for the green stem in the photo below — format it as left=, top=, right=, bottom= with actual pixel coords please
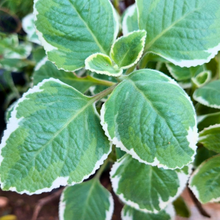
left=24, top=59, right=36, bottom=67
left=95, top=158, right=109, bottom=179
left=139, top=53, right=150, bottom=69
left=113, top=0, right=120, bottom=14
left=125, top=64, right=137, bottom=75
left=5, top=71, right=20, bottom=99
left=87, top=75, right=116, bottom=87
left=91, top=84, right=117, bottom=102
left=0, top=83, right=6, bottom=95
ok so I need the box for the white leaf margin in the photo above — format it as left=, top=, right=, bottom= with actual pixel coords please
left=100, top=70, right=198, bottom=170
left=33, top=0, right=119, bottom=72
left=85, top=53, right=123, bottom=77
left=198, top=124, right=220, bottom=143
left=191, top=70, right=211, bottom=88
left=122, top=3, right=137, bottom=36
left=110, top=30, right=147, bottom=69
left=193, top=84, right=220, bottom=109
left=189, top=154, right=220, bottom=203
left=0, top=78, right=112, bottom=195
left=22, top=13, right=41, bottom=45
left=121, top=204, right=176, bottom=220
left=147, top=42, right=220, bottom=68
left=110, top=155, right=192, bottom=213
left=59, top=182, right=114, bottom=220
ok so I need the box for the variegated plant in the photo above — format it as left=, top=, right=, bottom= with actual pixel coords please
left=1, top=0, right=220, bottom=219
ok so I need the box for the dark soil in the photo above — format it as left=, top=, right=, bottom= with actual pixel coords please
left=0, top=171, right=123, bottom=220
left=0, top=189, right=59, bottom=220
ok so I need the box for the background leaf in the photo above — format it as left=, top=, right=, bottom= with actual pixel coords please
left=189, top=155, right=220, bottom=203
left=193, top=80, right=220, bottom=109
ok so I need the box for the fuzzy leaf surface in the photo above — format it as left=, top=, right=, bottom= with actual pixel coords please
left=110, top=154, right=190, bottom=213
left=137, top=0, right=220, bottom=67
left=0, top=79, right=111, bottom=194
left=34, top=0, right=118, bottom=71
left=193, top=80, right=220, bottom=109
left=101, top=69, right=197, bottom=169
left=121, top=204, right=175, bottom=220
left=189, top=155, right=220, bottom=203
left=110, top=30, right=146, bottom=69
left=59, top=179, right=113, bottom=220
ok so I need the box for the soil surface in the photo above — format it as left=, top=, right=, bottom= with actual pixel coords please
left=1, top=178, right=220, bottom=220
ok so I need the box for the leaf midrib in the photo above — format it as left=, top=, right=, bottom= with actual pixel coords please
left=80, top=180, right=100, bottom=220
left=68, top=0, right=107, bottom=54
left=127, top=79, right=188, bottom=155
left=23, top=97, right=93, bottom=167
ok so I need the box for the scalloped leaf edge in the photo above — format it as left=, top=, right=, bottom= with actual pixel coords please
left=0, top=78, right=111, bottom=195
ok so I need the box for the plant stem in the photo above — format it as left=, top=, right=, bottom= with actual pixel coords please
left=113, top=0, right=120, bottom=14
left=187, top=186, right=211, bottom=218
left=139, top=53, right=150, bottom=69
left=87, top=75, right=116, bottom=87
left=4, top=71, right=20, bottom=99
left=95, top=158, right=109, bottom=180
left=125, top=64, right=137, bottom=74
left=91, top=84, right=117, bottom=102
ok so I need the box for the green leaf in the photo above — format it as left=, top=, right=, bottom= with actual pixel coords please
left=32, top=47, right=46, bottom=63
left=1, top=0, right=33, bottom=18
left=110, top=30, right=146, bottom=69
left=122, top=4, right=139, bottom=35
left=0, top=79, right=111, bottom=194
left=121, top=204, right=175, bottom=220
left=101, top=69, right=197, bottom=169
left=197, top=112, right=220, bottom=131
left=34, top=0, right=119, bottom=71
left=59, top=179, right=114, bottom=220
left=0, top=58, right=28, bottom=72
left=173, top=197, right=190, bottom=218
left=199, top=124, right=220, bottom=153
left=110, top=154, right=191, bottom=213
left=0, top=35, right=32, bottom=59
left=166, top=63, right=204, bottom=82
left=33, top=57, right=95, bottom=93
left=194, top=147, right=216, bottom=167
left=22, top=13, right=41, bottom=45
left=189, top=155, right=220, bottom=203
left=5, top=101, right=17, bottom=123
left=89, top=73, right=117, bottom=95
left=193, top=80, right=220, bottom=109
left=166, top=63, right=192, bottom=81
left=137, top=0, right=220, bottom=67
left=85, top=53, right=122, bottom=76
left=192, top=71, right=211, bottom=88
